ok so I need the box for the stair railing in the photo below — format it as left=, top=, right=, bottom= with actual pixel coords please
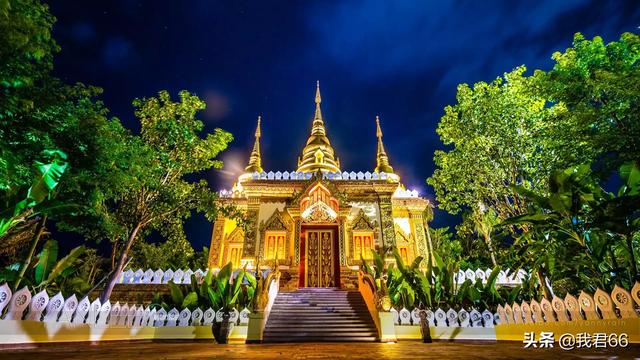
left=358, top=271, right=381, bottom=337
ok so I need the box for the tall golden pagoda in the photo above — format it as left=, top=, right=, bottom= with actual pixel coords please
left=210, top=83, right=432, bottom=291
left=296, top=81, right=341, bottom=173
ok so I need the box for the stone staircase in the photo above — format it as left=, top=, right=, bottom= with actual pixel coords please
left=263, top=288, right=378, bottom=342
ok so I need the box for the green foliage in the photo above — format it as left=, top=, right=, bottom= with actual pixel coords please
left=429, top=32, right=640, bottom=230
left=0, top=150, right=68, bottom=238
left=0, top=239, right=85, bottom=294
left=364, top=246, right=530, bottom=311
left=0, top=0, right=59, bottom=117
left=502, top=162, right=640, bottom=293
left=155, top=263, right=256, bottom=313
left=536, top=33, right=640, bottom=171
left=129, top=235, right=200, bottom=270
left=34, top=239, right=57, bottom=284
left=97, top=90, right=232, bottom=301
left=428, top=66, right=554, bottom=220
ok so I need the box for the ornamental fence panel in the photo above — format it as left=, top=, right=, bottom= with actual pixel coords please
left=0, top=282, right=248, bottom=328
left=389, top=282, right=639, bottom=327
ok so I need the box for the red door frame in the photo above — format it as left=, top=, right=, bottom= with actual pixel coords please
left=298, top=224, right=340, bottom=288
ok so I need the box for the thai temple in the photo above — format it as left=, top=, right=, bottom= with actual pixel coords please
left=209, top=82, right=432, bottom=290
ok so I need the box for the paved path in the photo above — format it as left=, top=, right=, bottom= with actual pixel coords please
left=2, top=341, right=639, bottom=359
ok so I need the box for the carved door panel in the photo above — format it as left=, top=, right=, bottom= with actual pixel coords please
left=305, top=230, right=335, bottom=287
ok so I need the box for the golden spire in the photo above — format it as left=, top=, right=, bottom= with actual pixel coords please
left=374, top=116, right=395, bottom=174
left=245, top=116, right=263, bottom=173
left=312, top=80, right=325, bottom=136
left=296, top=81, right=341, bottom=173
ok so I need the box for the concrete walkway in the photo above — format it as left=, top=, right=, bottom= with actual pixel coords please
left=2, top=341, right=639, bottom=359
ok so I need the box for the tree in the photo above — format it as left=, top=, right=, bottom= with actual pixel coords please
left=428, top=66, right=557, bottom=222
left=129, top=235, right=196, bottom=270
left=535, top=33, right=640, bottom=173
left=471, top=206, right=499, bottom=267
left=429, top=32, right=640, bottom=223
left=1, top=0, right=126, bottom=295
left=98, top=90, right=232, bottom=302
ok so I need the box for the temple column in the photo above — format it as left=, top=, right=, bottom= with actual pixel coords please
left=208, top=214, right=226, bottom=268
left=338, top=215, right=347, bottom=266
left=378, top=195, right=396, bottom=248
left=242, top=197, right=260, bottom=261
left=410, top=212, right=429, bottom=263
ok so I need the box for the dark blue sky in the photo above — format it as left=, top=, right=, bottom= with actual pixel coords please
left=48, top=0, right=639, bottom=250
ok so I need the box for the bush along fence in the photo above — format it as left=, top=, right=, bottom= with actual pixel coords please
left=0, top=283, right=250, bottom=329
left=357, top=270, right=640, bottom=343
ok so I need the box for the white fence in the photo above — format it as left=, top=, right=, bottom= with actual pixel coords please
left=496, top=284, right=640, bottom=325
left=391, top=283, right=640, bottom=327
left=116, top=268, right=270, bottom=285
left=117, top=267, right=525, bottom=286
left=454, top=268, right=529, bottom=286
left=0, top=283, right=249, bottom=327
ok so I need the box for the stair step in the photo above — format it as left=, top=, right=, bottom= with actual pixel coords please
left=267, top=319, right=375, bottom=324
left=262, top=336, right=377, bottom=342
left=266, top=319, right=374, bottom=324
left=266, top=323, right=374, bottom=328
left=263, top=289, right=376, bottom=343
left=265, top=328, right=375, bottom=333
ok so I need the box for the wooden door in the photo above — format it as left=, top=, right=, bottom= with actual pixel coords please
left=305, top=230, right=335, bottom=287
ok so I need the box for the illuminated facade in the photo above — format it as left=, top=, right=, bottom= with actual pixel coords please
left=208, top=82, right=432, bottom=289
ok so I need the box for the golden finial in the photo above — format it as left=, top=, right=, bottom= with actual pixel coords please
left=375, top=115, right=395, bottom=174
left=245, top=115, right=263, bottom=173
left=255, top=115, right=262, bottom=138
left=315, top=80, right=321, bottom=104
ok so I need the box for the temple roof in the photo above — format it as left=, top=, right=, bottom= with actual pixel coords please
left=295, top=81, right=341, bottom=173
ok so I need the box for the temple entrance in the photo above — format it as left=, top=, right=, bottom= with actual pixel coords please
left=300, top=227, right=340, bottom=288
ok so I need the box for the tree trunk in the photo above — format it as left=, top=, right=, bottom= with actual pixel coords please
left=13, top=215, right=47, bottom=291
left=626, top=233, right=639, bottom=282
left=483, top=234, right=498, bottom=267
left=100, top=223, right=142, bottom=303
left=537, top=270, right=554, bottom=300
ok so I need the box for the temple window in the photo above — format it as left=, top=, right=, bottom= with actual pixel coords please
left=353, top=231, right=374, bottom=260
left=398, top=246, right=410, bottom=265
left=264, top=231, right=286, bottom=260
left=228, top=245, right=243, bottom=269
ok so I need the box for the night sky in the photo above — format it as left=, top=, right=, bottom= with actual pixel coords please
left=48, top=1, right=639, bottom=251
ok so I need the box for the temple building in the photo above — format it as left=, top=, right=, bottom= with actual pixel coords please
left=209, top=82, right=432, bottom=289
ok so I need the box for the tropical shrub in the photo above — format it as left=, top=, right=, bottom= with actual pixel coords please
left=502, top=161, right=640, bottom=294
left=152, top=262, right=256, bottom=312
left=0, top=239, right=85, bottom=296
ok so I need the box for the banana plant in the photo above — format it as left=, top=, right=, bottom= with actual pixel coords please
left=1, top=150, right=69, bottom=238
left=157, top=262, right=255, bottom=312
left=0, top=239, right=85, bottom=293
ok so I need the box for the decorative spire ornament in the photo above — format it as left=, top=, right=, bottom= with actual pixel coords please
left=375, top=116, right=395, bottom=174
left=245, top=116, right=263, bottom=173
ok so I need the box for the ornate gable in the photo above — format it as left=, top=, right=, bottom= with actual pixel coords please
left=290, top=172, right=347, bottom=207
left=351, top=209, right=376, bottom=230
left=259, top=209, right=292, bottom=232
left=227, top=227, right=245, bottom=243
